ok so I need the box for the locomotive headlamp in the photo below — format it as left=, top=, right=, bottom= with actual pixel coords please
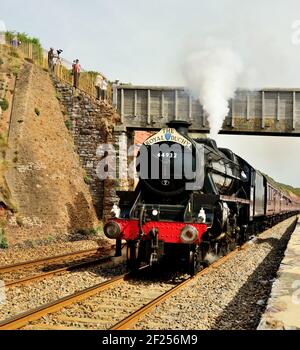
left=104, top=221, right=121, bottom=239
left=198, top=208, right=206, bottom=223
left=152, top=209, right=159, bottom=216
left=110, top=204, right=121, bottom=218
left=180, top=225, right=198, bottom=244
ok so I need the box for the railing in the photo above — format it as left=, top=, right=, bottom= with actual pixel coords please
left=3, top=41, right=112, bottom=101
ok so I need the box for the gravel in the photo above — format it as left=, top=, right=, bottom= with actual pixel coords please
left=1, top=217, right=296, bottom=330
left=0, top=238, right=111, bottom=266
left=0, top=247, right=114, bottom=284
left=26, top=278, right=174, bottom=330
left=0, top=260, right=127, bottom=321
left=132, top=216, right=298, bottom=330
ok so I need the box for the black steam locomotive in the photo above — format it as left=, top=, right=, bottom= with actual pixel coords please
left=104, top=121, right=300, bottom=274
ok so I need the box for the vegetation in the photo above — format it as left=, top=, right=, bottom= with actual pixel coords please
left=0, top=57, right=4, bottom=66
left=5, top=31, right=42, bottom=49
left=87, top=228, right=98, bottom=236
left=0, top=227, right=8, bottom=249
left=47, top=235, right=55, bottom=242
left=23, top=239, right=34, bottom=248
left=0, top=133, right=8, bottom=152
left=5, top=31, right=43, bottom=64
left=7, top=56, right=21, bottom=76
left=84, top=175, right=92, bottom=185
left=0, top=98, right=9, bottom=111
left=86, top=71, right=99, bottom=79
left=34, top=107, right=40, bottom=116
left=0, top=134, right=8, bottom=158
left=64, top=119, right=72, bottom=130
left=75, top=227, right=99, bottom=237
left=8, top=50, right=19, bottom=58
left=56, top=91, right=62, bottom=101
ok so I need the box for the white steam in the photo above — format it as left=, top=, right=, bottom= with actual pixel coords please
left=183, top=43, right=243, bottom=138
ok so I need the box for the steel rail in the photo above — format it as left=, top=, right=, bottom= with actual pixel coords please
left=0, top=273, right=128, bottom=330
left=110, top=246, right=247, bottom=330
left=5, top=255, right=114, bottom=288
left=0, top=245, right=118, bottom=274
left=0, top=244, right=247, bottom=330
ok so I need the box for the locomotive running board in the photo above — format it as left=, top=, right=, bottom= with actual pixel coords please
left=220, top=195, right=250, bottom=204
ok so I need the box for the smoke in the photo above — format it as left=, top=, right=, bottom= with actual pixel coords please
left=183, top=41, right=243, bottom=138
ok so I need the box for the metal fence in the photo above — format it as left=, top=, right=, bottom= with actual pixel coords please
left=3, top=41, right=112, bottom=101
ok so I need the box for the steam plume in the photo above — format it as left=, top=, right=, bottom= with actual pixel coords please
left=183, top=42, right=243, bottom=138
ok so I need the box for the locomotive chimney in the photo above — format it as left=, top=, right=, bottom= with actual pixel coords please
left=167, top=120, right=191, bottom=136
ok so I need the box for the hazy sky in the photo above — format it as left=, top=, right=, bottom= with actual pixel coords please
left=1, top=0, right=300, bottom=187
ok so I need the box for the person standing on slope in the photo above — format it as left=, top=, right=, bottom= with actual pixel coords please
left=48, top=48, right=55, bottom=73
left=72, top=59, right=81, bottom=90
left=95, top=74, right=103, bottom=100
left=101, top=78, right=108, bottom=101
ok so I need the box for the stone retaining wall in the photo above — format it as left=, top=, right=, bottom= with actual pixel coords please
left=53, top=79, right=120, bottom=218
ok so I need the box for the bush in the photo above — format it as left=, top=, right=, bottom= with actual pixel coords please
left=84, top=175, right=93, bottom=184
left=64, top=119, right=72, bottom=130
left=9, top=50, right=20, bottom=58
left=7, top=56, right=21, bottom=76
left=34, top=107, right=40, bottom=116
left=6, top=31, right=42, bottom=49
left=87, top=228, right=98, bottom=236
left=0, top=98, right=9, bottom=111
left=0, top=134, right=8, bottom=149
left=6, top=31, right=43, bottom=64
left=0, top=228, right=8, bottom=249
left=75, top=228, right=98, bottom=237
left=0, top=58, right=4, bottom=66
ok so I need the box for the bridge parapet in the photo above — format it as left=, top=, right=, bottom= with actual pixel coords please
left=221, top=88, right=300, bottom=136
left=114, top=85, right=300, bottom=136
left=114, top=85, right=208, bottom=132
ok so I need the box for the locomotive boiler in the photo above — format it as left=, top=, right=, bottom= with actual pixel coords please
left=104, top=121, right=300, bottom=274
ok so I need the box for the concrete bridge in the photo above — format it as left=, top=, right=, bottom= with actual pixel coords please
left=113, top=85, right=300, bottom=136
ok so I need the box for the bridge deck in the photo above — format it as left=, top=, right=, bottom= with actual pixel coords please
left=113, top=85, right=300, bottom=135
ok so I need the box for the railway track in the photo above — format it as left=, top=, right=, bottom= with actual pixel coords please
left=0, top=244, right=247, bottom=330
left=5, top=255, right=114, bottom=288
left=0, top=247, right=107, bottom=274
left=110, top=247, right=245, bottom=330
left=0, top=245, right=124, bottom=285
